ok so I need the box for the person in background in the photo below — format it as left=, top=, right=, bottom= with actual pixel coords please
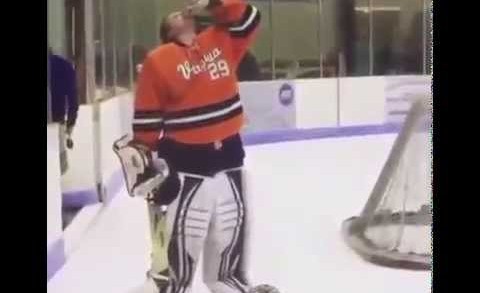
left=48, top=49, right=79, bottom=174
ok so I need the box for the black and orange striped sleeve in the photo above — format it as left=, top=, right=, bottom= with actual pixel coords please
left=209, top=0, right=261, bottom=65
left=132, top=56, right=167, bottom=149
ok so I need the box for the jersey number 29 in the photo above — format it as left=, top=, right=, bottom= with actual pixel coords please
left=208, top=60, right=230, bottom=80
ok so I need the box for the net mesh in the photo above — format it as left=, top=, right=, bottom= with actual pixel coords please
left=342, top=96, right=432, bottom=270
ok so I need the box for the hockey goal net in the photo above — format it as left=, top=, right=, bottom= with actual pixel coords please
left=342, top=96, right=432, bottom=270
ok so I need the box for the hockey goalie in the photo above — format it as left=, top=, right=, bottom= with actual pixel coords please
left=114, top=1, right=279, bottom=292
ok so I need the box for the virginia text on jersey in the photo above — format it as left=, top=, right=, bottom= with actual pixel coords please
left=133, top=0, right=261, bottom=147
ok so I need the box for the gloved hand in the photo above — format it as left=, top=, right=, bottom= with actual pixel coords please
left=131, top=154, right=170, bottom=199
left=113, top=135, right=180, bottom=206
left=149, top=171, right=181, bottom=206
left=66, top=134, right=74, bottom=149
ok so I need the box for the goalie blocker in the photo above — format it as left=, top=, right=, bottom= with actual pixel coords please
left=113, top=135, right=181, bottom=206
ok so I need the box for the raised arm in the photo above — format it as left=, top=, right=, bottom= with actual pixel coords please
left=209, top=0, right=261, bottom=64
left=187, top=0, right=261, bottom=65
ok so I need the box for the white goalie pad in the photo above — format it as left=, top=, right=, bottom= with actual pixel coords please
left=113, top=135, right=170, bottom=200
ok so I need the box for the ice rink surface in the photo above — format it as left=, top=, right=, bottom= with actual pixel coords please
left=48, top=134, right=431, bottom=293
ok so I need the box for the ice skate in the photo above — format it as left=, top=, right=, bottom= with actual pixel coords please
left=249, top=284, right=281, bottom=293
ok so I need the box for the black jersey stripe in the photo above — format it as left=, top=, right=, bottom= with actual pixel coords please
left=133, top=110, right=165, bottom=132
left=229, top=5, right=261, bottom=38
left=164, top=95, right=240, bottom=120
left=164, top=106, right=243, bottom=131
left=229, top=5, right=255, bottom=31
left=229, top=12, right=260, bottom=38
left=132, top=121, right=164, bottom=132
left=134, top=95, right=242, bottom=133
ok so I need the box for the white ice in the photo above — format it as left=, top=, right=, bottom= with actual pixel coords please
left=48, top=133, right=431, bottom=293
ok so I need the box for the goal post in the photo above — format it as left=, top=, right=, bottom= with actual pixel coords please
left=342, top=96, right=432, bottom=270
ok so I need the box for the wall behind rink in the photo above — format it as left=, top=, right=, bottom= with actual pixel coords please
left=384, top=75, right=432, bottom=123
left=47, top=124, right=62, bottom=247
left=47, top=124, right=65, bottom=280
left=60, top=93, right=134, bottom=208
left=240, top=76, right=397, bottom=132
left=240, top=80, right=297, bottom=133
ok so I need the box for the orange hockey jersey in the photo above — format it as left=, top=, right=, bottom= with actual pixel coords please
left=133, top=0, right=261, bottom=148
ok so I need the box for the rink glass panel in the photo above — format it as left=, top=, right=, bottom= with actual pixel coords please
left=248, top=0, right=431, bottom=79
left=48, top=0, right=433, bottom=101
left=370, top=0, right=427, bottom=75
